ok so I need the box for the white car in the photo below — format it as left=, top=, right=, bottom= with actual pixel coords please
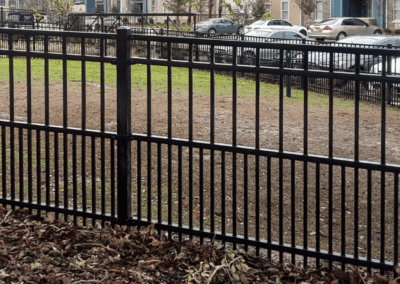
left=244, top=19, right=308, bottom=36
left=369, top=57, right=400, bottom=91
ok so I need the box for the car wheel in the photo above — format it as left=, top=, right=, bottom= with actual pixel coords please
left=374, top=30, right=382, bottom=35
left=336, top=32, right=346, bottom=41
left=299, top=29, right=307, bottom=36
left=243, top=51, right=255, bottom=65
left=237, top=27, right=243, bottom=34
left=208, top=28, right=216, bottom=35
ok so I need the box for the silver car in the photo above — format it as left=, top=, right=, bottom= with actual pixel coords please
left=192, top=18, right=243, bottom=34
left=309, top=18, right=384, bottom=41
left=244, top=19, right=308, bottom=36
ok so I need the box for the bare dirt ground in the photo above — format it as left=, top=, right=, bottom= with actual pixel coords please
left=0, top=78, right=400, bottom=270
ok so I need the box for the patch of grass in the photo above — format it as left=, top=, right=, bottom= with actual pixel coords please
left=0, top=58, right=380, bottom=110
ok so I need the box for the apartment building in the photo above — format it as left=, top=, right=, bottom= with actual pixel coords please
left=300, top=0, right=400, bottom=30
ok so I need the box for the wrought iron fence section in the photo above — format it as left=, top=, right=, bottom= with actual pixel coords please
left=0, top=27, right=400, bottom=273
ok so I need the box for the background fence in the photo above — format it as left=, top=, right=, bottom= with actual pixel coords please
left=0, top=27, right=400, bottom=273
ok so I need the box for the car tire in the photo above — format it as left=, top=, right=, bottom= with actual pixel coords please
left=208, top=28, right=216, bottom=35
left=373, top=30, right=382, bottom=35
left=336, top=32, right=347, bottom=41
left=237, top=27, right=243, bottom=34
left=243, top=51, right=255, bottom=65
left=299, top=29, right=307, bottom=36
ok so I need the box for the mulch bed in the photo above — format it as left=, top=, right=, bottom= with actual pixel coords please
left=0, top=207, right=397, bottom=284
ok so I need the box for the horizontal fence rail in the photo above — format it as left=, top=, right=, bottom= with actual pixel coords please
left=0, top=27, right=400, bottom=273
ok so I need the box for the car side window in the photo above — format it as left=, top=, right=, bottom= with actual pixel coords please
left=270, top=32, right=285, bottom=39
left=279, top=20, right=292, bottom=26
left=223, top=19, right=233, bottom=24
left=286, top=32, right=302, bottom=39
left=342, top=19, right=353, bottom=26
left=353, top=19, right=367, bottom=26
left=268, top=20, right=280, bottom=25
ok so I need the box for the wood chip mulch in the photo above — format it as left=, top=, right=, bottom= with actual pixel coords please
left=0, top=206, right=397, bottom=284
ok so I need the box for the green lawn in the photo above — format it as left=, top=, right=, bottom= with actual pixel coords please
left=0, top=58, right=373, bottom=110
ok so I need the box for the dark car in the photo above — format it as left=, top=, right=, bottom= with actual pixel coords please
left=309, top=35, right=400, bottom=71
left=241, top=29, right=308, bottom=66
left=213, top=29, right=308, bottom=66
left=5, top=12, right=34, bottom=29
left=307, top=35, right=400, bottom=87
left=192, top=18, right=243, bottom=35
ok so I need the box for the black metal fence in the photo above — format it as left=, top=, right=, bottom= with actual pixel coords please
left=0, top=27, right=400, bottom=273
left=67, top=13, right=197, bottom=33
left=2, top=30, right=399, bottom=106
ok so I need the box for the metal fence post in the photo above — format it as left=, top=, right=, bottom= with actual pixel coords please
left=387, top=44, right=392, bottom=105
left=116, top=27, right=132, bottom=223
left=195, top=31, right=199, bottom=61
left=286, top=51, right=292, bottom=98
left=1, top=7, right=3, bottom=28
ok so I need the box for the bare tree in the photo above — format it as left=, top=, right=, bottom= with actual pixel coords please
left=48, top=0, right=74, bottom=23
left=21, top=0, right=50, bottom=10
left=292, top=0, right=318, bottom=25
left=251, top=0, right=269, bottom=20
left=192, top=0, right=207, bottom=14
left=207, top=0, right=214, bottom=18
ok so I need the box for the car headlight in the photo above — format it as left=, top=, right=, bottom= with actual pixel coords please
left=196, top=25, right=206, bottom=29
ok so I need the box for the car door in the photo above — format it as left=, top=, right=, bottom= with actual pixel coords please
left=341, top=19, right=355, bottom=36
left=213, top=19, right=223, bottom=33
left=222, top=19, right=236, bottom=33
left=353, top=19, right=369, bottom=35
left=377, top=40, right=398, bottom=72
left=268, top=32, right=286, bottom=63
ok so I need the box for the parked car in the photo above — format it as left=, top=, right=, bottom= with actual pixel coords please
left=214, top=29, right=307, bottom=66
left=244, top=19, right=308, bottom=36
left=243, top=29, right=308, bottom=65
left=192, top=18, right=243, bottom=34
left=308, top=18, right=384, bottom=41
left=368, top=57, right=400, bottom=91
left=4, top=12, right=34, bottom=29
left=307, top=35, right=400, bottom=87
left=308, top=35, right=400, bottom=71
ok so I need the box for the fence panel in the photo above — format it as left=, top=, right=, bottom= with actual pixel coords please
left=0, top=27, right=399, bottom=272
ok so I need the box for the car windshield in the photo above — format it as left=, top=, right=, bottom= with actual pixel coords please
left=246, top=30, right=272, bottom=37
left=252, top=20, right=265, bottom=25
left=320, top=19, right=338, bottom=25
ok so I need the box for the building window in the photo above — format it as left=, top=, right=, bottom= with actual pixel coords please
left=73, top=0, right=84, bottom=3
left=281, top=1, right=289, bottom=20
left=316, top=0, right=323, bottom=20
left=0, top=0, right=5, bottom=5
left=395, top=0, right=400, bottom=20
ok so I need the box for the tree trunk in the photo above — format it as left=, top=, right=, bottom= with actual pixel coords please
left=208, top=1, right=213, bottom=18
left=188, top=5, right=192, bottom=25
left=218, top=5, right=222, bottom=18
